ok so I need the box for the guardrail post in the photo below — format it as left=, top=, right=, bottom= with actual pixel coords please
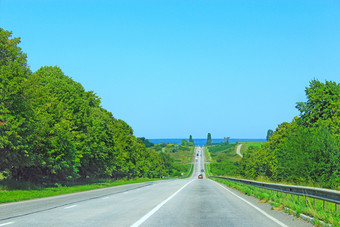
left=314, top=198, right=316, bottom=207
left=336, top=203, right=338, bottom=213
left=323, top=200, right=326, bottom=210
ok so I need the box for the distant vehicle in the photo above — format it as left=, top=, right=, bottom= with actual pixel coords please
left=198, top=174, right=203, bottom=179
left=196, top=153, right=199, bottom=156
left=201, top=169, right=204, bottom=172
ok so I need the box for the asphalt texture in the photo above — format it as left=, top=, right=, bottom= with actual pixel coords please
left=0, top=146, right=312, bottom=227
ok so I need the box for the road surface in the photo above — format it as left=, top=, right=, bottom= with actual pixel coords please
left=236, top=144, right=243, bottom=157
left=0, top=146, right=312, bottom=226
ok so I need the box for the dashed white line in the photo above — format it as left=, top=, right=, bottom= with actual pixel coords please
left=64, top=205, right=77, bottom=209
left=102, top=196, right=109, bottom=199
left=0, top=222, right=14, bottom=226
left=131, top=179, right=195, bottom=227
left=211, top=180, right=288, bottom=227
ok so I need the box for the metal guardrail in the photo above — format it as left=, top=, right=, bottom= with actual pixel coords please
left=211, top=176, right=340, bottom=212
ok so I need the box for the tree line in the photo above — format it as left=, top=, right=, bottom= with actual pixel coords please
left=0, top=28, right=175, bottom=184
left=238, top=80, right=340, bottom=189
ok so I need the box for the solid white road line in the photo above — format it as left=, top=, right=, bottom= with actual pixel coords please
left=64, top=205, right=77, bottom=209
left=211, top=180, right=288, bottom=227
left=0, top=222, right=14, bottom=226
left=131, top=179, right=195, bottom=227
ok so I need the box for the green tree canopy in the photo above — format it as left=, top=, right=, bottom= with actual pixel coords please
left=0, top=28, right=33, bottom=177
left=0, top=28, right=175, bottom=184
left=266, top=130, right=273, bottom=141
left=296, top=80, right=340, bottom=134
left=206, top=133, right=212, bottom=145
left=237, top=80, right=340, bottom=189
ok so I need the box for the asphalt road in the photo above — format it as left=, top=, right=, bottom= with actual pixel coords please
left=236, top=144, right=243, bottom=157
left=0, top=146, right=312, bottom=227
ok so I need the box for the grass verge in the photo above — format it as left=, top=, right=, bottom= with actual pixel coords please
left=211, top=178, right=339, bottom=226
left=204, top=146, right=212, bottom=162
left=181, top=164, right=194, bottom=178
left=239, top=142, right=265, bottom=156
left=0, top=178, right=161, bottom=204
left=1, top=160, right=194, bottom=204
left=205, top=163, right=211, bottom=177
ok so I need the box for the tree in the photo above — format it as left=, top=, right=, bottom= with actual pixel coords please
left=223, top=137, right=230, bottom=145
left=0, top=28, right=205, bottom=184
left=206, top=133, right=212, bottom=145
left=181, top=139, right=188, bottom=146
left=296, top=80, right=340, bottom=133
left=0, top=28, right=33, bottom=178
left=189, top=135, right=194, bottom=143
left=237, top=80, right=340, bottom=188
left=24, top=66, right=93, bottom=182
left=266, top=130, right=273, bottom=141
left=138, top=137, right=154, bottom=148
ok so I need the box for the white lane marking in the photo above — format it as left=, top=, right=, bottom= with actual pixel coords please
left=0, top=222, right=15, bottom=226
left=64, top=205, right=77, bottom=209
left=211, top=180, right=288, bottom=227
left=102, top=196, right=109, bottom=199
left=131, top=179, right=195, bottom=227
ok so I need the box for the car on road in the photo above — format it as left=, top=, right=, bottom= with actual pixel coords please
left=198, top=174, right=203, bottom=179
left=201, top=169, right=204, bottom=172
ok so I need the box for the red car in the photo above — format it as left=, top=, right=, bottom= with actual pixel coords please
left=198, top=174, right=203, bottom=179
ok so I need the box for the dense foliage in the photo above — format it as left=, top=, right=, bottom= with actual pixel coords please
left=181, top=139, right=194, bottom=147
left=147, top=143, right=193, bottom=177
left=238, top=80, right=340, bottom=189
left=266, top=130, right=273, bottom=141
left=208, top=143, right=239, bottom=176
left=138, top=137, right=154, bottom=148
left=206, top=133, right=212, bottom=145
left=189, top=135, right=194, bottom=144
left=0, top=28, right=179, bottom=184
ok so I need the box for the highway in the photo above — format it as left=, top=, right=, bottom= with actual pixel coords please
left=0, top=147, right=312, bottom=226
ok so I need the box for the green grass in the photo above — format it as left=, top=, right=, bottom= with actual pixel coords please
left=206, top=143, right=240, bottom=176
left=205, top=147, right=212, bottom=162
left=205, top=163, right=211, bottom=177
left=147, top=143, right=194, bottom=177
left=208, top=143, right=240, bottom=162
left=148, top=144, right=194, bottom=164
left=170, top=146, right=194, bottom=164
left=0, top=143, right=194, bottom=204
left=0, top=178, right=161, bottom=204
left=212, top=178, right=340, bottom=226
left=240, top=142, right=266, bottom=155
left=181, top=164, right=194, bottom=178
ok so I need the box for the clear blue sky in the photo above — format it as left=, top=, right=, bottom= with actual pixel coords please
left=1, top=0, right=340, bottom=139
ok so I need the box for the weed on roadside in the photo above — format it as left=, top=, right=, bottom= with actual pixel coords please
left=213, top=178, right=339, bottom=226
